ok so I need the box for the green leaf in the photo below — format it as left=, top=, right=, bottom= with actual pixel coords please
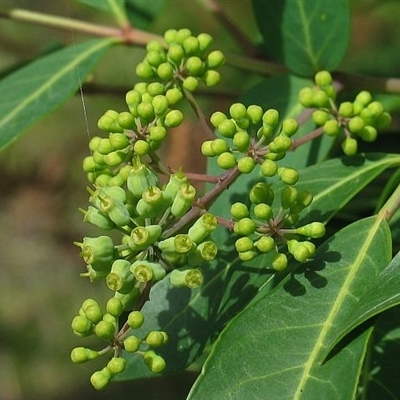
left=125, top=0, right=168, bottom=29
left=79, top=0, right=128, bottom=25
left=0, top=38, right=114, bottom=151
left=252, top=0, right=350, bottom=76
left=188, top=215, right=392, bottom=399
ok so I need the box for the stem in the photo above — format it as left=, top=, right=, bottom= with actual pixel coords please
left=162, top=166, right=241, bottom=238
left=183, top=89, right=215, bottom=139
left=0, top=6, right=163, bottom=46
left=378, top=182, right=400, bottom=223
left=290, top=126, right=325, bottom=151
left=204, top=0, right=259, bottom=57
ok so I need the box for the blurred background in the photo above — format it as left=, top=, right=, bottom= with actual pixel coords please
left=0, top=1, right=399, bottom=399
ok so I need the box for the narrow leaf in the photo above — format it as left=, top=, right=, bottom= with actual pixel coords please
left=0, top=38, right=114, bottom=151
left=253, top=0, right=350, bottom=76
left=188, top=216, right=392, bottom=399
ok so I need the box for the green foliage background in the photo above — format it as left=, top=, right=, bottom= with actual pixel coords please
left=0, top=1, right=399, bottom=399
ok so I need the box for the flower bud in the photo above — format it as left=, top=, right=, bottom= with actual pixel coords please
left=238, top=157, right=256, bottom=174
left=348, top=116, right=365, bottom=134
left=95, top=320, right=115, bottom=341
left=157, top=62, right=174, bottom=80
left=312, top=110, right=331, bottom=125
left=298, top=87, right=315, bottom=108
left=271, top=252, right=287, bottom=271
left=255, top=236, right=275, bottom=253
left=281, top=118, right=299, bottom=137
left=211, top=138, right=229, bottom=155
left=260, top=159, right=278, bottom=177
left=165, top=87, right=183, bottom=105
left=323, top=119, right=340, bottom=136
left=124, top=335, right=141, bottom=352
left=313, top=90, right=330, bottom=107
left=355, top=90, right=372, bottom=106
left=203, top=70, right=221, bottom=87
left=165, top=110, right=184, bottom=127
left=196, top=240, right=218, bottom=261
left=314, top=70, right=332, bottom=87
left=359, top=125, right=377, bottom=142
left=114, top=287, right=140, bottom=311
left=230, top=202, right=249, bottom=220
left=168, top=43, right=185, bottom=64
left=106, top=259, right=134, bottom=293
left=170, top=267, right=203, bottom=288
left=235, top=237, right=254, bottom=253
left=271, top=134, right=292, bottom=152
left=127, top=160, right=159, bottom=198
left=107, top=357, right=127, bottom=375
left=136, top=62, right=155, bottom=79
left=186, top=56, right=204, bottom=76
left=341, top=137, right=358, bottom=156
left=235, top=217, right=256, bottom=235
left=130, top=225, right=162, bottom=250
left=253, top=203, right=272, bottom=220
left=229, top=103, right=247, bottom=121
left=197, top=32, right=213, bottom=52
left=130, top=260, right=166, bottom=282
left=296, top=222, right=326, bottom=238
left=238, top=250, right=257, bottom=261
left=106, top=298, right=124, bottom=318
left=183, top=76, right=200, bottom=92
left=217, top=152, right=237, bottom=169
left=171, top=183, right=196, bottom=217
left=145, top=331, right=168, bottom=348
left=207, top=50, right=225, bottom=68
left=144, top=351, right=166, bottom=373
left=127, top=310, right=145, bottom=329
left=188, top=213, right=217, bottom=243
left=183, top=36, right=200, bottom=55
left=249, top=182, right=274, bottom=205
left=218, top=119, right=237, bottom=138
left=71, top=315, right=93, bottom=335
left=281, top=186, right=298, bottom=209
left=81, top=206, right=114, bottom=230
left=277, top=167, right=299, bottom=185
left=70, top=347, right=98, bottom=363
left=232, top=131, right=250, bottom=152
left=84, top=304, right=103, bottom=324
left=78, top=236, right=115, bottom=271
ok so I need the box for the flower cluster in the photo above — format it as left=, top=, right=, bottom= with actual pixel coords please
left=231, top=182, right=325, bottom=270
left=299, top=71, right=392, bottom=155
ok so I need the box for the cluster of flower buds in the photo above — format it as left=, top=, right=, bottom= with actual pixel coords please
left=136, top=28, right=225, bottom=91
left=201, top=103, right=300, bottom=181
left=231, top=182, right=325, bottom=271
left=299, top=71, right=391, bottom=155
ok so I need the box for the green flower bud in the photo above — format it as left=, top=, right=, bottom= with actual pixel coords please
left=96, top=185, right=126, bottom=203
left=229, top=103, right=247, bottom=121
left=127, top=310, right=145, bottom=329
left=175, top=28, right=192, bottom=44
left=203, top=70, right=221, bottom=87
left=348, top=116, right=365, bottom=134
left=218, top=119, right=237, bottom=138
left=267, top=151, right=286, bottom=161
left=146, top=331, right=168, bottom=348
left=249, top=182, right=274, bottom=205
left=360, top=108, right=375, bottom=125
left=80, top=265, right=108, bottom=283
left=169, top=267, right=203, bottom=288
left=201, top=140, right=214, bottom=157
left=355, top=90, right=372, bottom=107
left=171, top=183, right=196, bottom=217
left=271, top=252, right=287, bottom=271
left=341, top=137, right=358, bottom=156
left=97, top=115, right=115, bottom=132
left=78, top=236, right=115, bottom=271
left=130, top=225, right=162, bottom=251
left=207, top=50, right=225, bottom=68
left=96, top=138, right=114, bottom=155
left=298, top=87, right=315, bottom=108
left=103, top=150, right=127, bottom=167
left=263, top=109, right=279, bottom=127
left=296, top=222, right=326, bottom=238
left=90, top=369, right=111, bottom=391
left=71, top=347, right=98, bottom=363
left=313, top=89, right=330, bottom=108
left=359, top=125, right=377, bottom=142
left=82, top=206, right=114, bottom=230
left=164, top=29, right=178, bottom=43
left=163, top=170, right=188, bottom=203
left=231, top=131, right=250, bottom=153
left=84, top=304, right=103, bottom=324
left=88, top=136, right=101, bottom=152
left=127, top=161, right=159, bottom=198
left=150, top=95, right=168, bottom=116
left=126, top=89, right=142, bottom=108
left=157, top=62, right=174, bottom=81
left=136, top=102, right=155, bottom=122
left=217, top=152, right=237, bottom=169
left=144, top=351, right=166, bottom=373
left=255, top=236, right=275, bottom=253
left=209, top=112, right=226, bottom=129
left=314, top=70, right=332, bottom=87
left=158, top=234, right=194, bottom=254
left=145, top=50, right=165, bottom=67
left=271, top=134, right=292, bottom=152
left=183, top=76, right=199, bottom=92
left=98, top=195, right=131, bottom=227
left=288, top=239, right=311, bottom=262
left=165, top=110, right=184, bottom=127
left=183, top=36, right=200, bottom=55
left=281, top=186, right=298, bottom=209
left=230, top=202, right=249, bottom=219
left=106, top=259, right=134, bottom=293
left=124, top=335, right=141, bottom=352
left=136, top=62, right=155, bottom=79
left=260, top=159, right=278, bottom=177
left=131, top=260, right=166, bottom=282
left=109, top=133, right=130, bottom=150
left=238, top=156, right=256, bottom=174
left=82, top=156, right=100, bottom=173
left=246, top=105, right=263, bottom=124
left=107, top=357, right=127, bottom=375
left=95, top=320, right=115, bottom=341
left=196, top=240, right=218, bottom=261
left=134, top=139, right=150, bottom=156
left=210, top=138, right=229, bottom=155
left=165, top=87, right=183, bottom=104
left=238, top=250, right=257, bottom=262
left=281, top=118, right=299, bottom=137
left=168, top=44, right=185, bottom=64
left=338, top=102, right=353, bottom=118
left=71, top=315, right=92, bottom=335
left=197, top=32, right=213, bottom=52
left=312, top=110, right=331, bottom=126
left=235, top=217, right=256, bottom=235
left=114, top=287, right=140, bottom=311
left=188, top=213, right=218, bottom=243
left=106, top=298, right=124, bottom=318
left=277, top=167, right=299, bottom=185
left=235, top=237, right=254, bottom=253
left=186, top=56, right=204, bottom=76
left=376, top=112, right=391, bottom=129
left=253, top=203, right=272, bottom=220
